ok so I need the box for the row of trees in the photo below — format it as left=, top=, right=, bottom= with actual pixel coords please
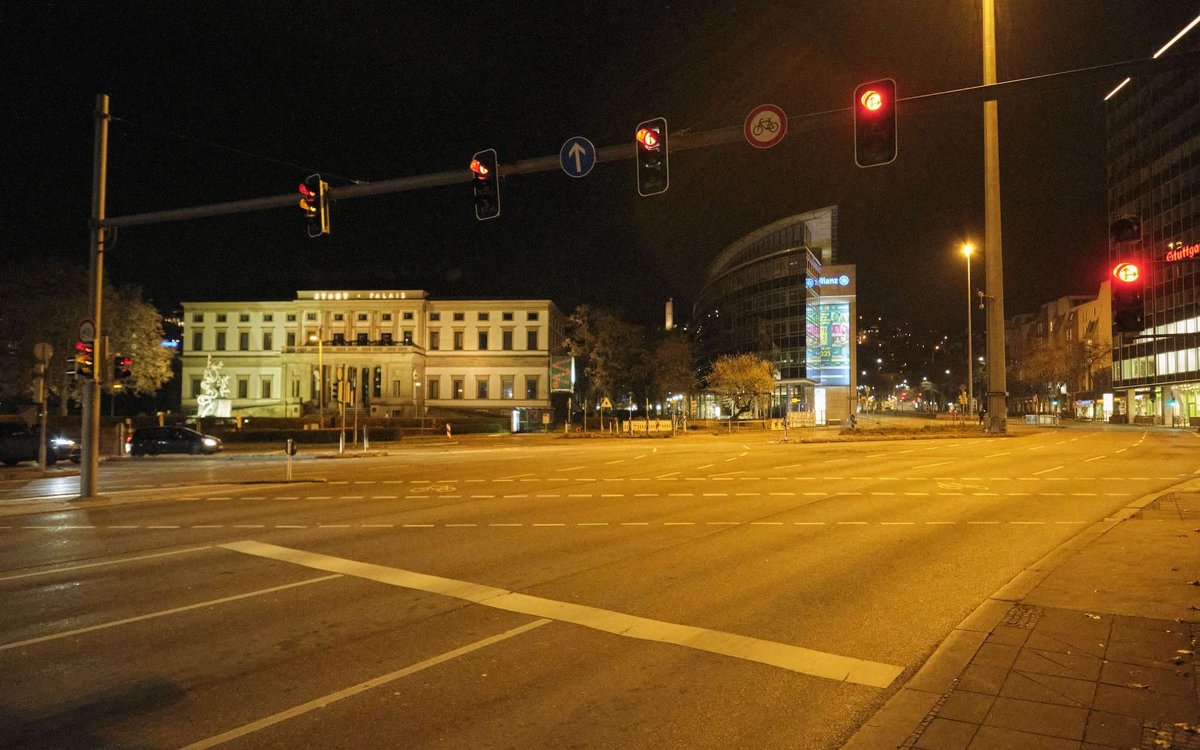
left=1008, top=338, right=1111, bottom=412
left=0, top=262, right=174, bottom=413
left=564, top=305, right=778, bottom=421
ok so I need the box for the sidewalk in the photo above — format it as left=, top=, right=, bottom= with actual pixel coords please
left=845, top=484, right=1200, bottom=749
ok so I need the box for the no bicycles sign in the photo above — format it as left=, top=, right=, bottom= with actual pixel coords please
left=744, top=104, right=788, bottom=149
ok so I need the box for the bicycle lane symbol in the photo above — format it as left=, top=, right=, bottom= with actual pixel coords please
left=744, top=104, right=788, bottom=149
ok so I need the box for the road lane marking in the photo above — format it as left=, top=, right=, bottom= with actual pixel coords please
left=1033, top=466, right=1063, bottom=475
left=224, top=542, right=901, bottom=686
left=0, top=574, right=341, bottom=652
left=500, top=472, right=534, bottom=479
left=183, top=619, right=551, bottom=750
left=913, top=462, right=952, bottom=469
left=556, top=466, right=586, bottom=472
left=1084, top=456, right=1105, bottom=462
left=0, top=546, right=212, bottom=583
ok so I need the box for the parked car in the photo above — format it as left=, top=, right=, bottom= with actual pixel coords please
left=127, top=426, right=223, bottom=457
left=0, top=422, right=75, bottom=466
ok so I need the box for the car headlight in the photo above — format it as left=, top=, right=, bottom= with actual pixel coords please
left=202, top=437, right=218, bottom=447
left=51, top=437, right=77, bottom=448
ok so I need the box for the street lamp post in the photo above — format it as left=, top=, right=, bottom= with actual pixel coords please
left=309, top=331, right=324, bottom=424
left=962, top=243, right=975, bottom=417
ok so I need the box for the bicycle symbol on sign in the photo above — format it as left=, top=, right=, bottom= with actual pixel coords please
left=752, top=117, right=780, bottom=136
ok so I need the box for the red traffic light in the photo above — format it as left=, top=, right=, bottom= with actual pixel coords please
left=636, top=127, right=660, bottom=150
left=470, top=158, right=490, bottom=178
left=859, top=89, right=885, bottom=112
left=1112, top=261, right=1140, bottom=283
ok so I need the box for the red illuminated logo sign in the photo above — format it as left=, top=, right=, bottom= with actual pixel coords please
left=1165, top=242, right=1200, bottom=262
left=1112, top=261, right=1140, bottom=283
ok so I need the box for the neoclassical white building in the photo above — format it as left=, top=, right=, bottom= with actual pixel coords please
left=181, top=290, right=565, bottom=424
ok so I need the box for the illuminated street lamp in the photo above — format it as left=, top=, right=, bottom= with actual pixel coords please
left=962, top=242, right=975, bottom=415
left=309, top=331, right=324, bottom=424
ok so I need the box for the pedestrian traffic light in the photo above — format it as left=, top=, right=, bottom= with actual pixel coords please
left=1111, top=260, right=1145, bottom=333
left=74, top=340, right=95, bottom=380
left=635, top=117, right=669, bottom=196
left=854, top=79, right=898, bottom=167
left=470, top=149, right=500, bottom=221
left=112, top=355, right=132, bottom=381
left=298, top=174, right=330, bottom=237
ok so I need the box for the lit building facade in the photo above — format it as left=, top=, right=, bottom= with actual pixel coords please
left=180, top=290, right=565, bottom=425
left=1106, top=56, right=1200, bottom=424
left=692, top=207, right=857, bottom=424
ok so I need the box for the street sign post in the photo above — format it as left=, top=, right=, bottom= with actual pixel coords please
left=559, top=137, right=596, bottom=178
left=743, top=104, right=788, bottom=149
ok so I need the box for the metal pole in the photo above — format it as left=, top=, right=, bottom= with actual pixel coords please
left=966, top=249, right=974, bottom=416
left=37, top=362, right=47, bottom=471
left=81, top=94, right=109, bottom=498
left=982, top=0, right=1008, bottom=434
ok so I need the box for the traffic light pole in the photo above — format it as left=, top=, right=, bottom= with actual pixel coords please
left=82, top=93, right=110, bottom=499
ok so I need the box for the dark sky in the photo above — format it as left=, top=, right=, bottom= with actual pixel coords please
left=6, top=1, right=1198, bottom=334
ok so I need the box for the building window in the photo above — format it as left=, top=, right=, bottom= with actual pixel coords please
left=192, top=313, right=204, bottom=323
left=403, top=311, right=414, bottom=320
left=525, top=375, right=538, bottom=399
left=332, top=333, right=345, bottom=345
left=334, top=313, right=345, bottom=321
left=393, top=380, right=403, bottom=398
left=527, top=312, right=539, bottom=321
left=286, top=314, right=297, bottom=322
left=191, top=331, right=203, bottom=352
left=382, top=313, right=392, bottom=321
left=291, top=379, right=300, bottom=398
left=453, top=312, right=464, bottom=321
left=264, top=314, right=273, bottom=322
left=428, top=378, right=440, bottom=399
left=478, top=312, right=490, bottom=321
left=476, top=377, right=489, bottom=399
left=356, top=332, right=368, bottom=345
left=502, top=330, right=513, bottom=350
left=240, top=314, right=250, bottom=322
left=502, top=312, right=514, bottom=321
left=263, top=332, right=273, bottom=351
left=381, top=332, right=393, bottom=345
left=286, top=332, right=296, bottom=347
left=429, top=331, right=440, bottom=350
left=526, top=329, right=539, bottom=350
left=217, top=314, right=227, bottom=322
left=237, top=377, right=249, bottom=399
left=452, top=378, right=464, bottom=399
left=239, top=332, right=250, bottom=351
left=453, top=331, right=464, bottom=350
left=191, top=377, right=202, bottom=397
left=306, top=312, right=317, bottom=321
left=357, top=313, right=368, bottom=321
left=478, top=331, right=489, bottom=350
left=402, top=330, right=413, bottom=345
left=261, top=377, right=273, bottom=399
left=216, top=331, right=227, bottom=351
left=501, top=376, right=514, bottom=399
left=430, top=312, right=441, bottom=321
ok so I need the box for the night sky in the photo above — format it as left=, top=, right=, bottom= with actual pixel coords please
left=7, top=1, right=1198, bottom=334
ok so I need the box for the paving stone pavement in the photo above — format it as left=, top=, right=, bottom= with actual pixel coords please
left=846, top=489, right=1200, bottom=750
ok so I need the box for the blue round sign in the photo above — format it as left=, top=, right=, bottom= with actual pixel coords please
left=559, top=136, right=596, bottom=178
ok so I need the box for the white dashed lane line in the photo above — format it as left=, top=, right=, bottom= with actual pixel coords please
left=5, top=519, right=1092, bottom=531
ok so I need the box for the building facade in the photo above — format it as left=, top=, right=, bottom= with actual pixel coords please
left=692, top=207, right=857, bottom=424
left=1106, top=53, right=1200, bottom=424
left=181, top=290, right=565, bottom=425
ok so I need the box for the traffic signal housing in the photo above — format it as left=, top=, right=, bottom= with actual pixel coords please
left=74, top=341, right=95, bottom=380
left=470, top=149, right=500, bottom=221
left=298, top=174, right=330, bottom=237
left=113, top=355, right=132, bottom=382
left=854, top=79, right=898, bottom=167
left=635, top=117, right=669, bottom=196
left=1111, top=260, right=1145, bottom=334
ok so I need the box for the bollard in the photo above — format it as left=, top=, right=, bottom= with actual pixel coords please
left=285, top=438, right=297, bottom=481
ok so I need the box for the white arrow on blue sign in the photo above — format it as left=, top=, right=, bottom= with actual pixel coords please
left=559, top=136, right=596, bottom=178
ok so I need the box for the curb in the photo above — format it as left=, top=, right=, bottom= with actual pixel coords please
left=841, top=478, right=1196, bottom=749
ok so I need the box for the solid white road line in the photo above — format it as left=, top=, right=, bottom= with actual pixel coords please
left=0, top=575, right=341, bottom=652
left=222, top=541, right=902, bottom=688
left=1032, top=466, right=1063, bottom=475
left=0, top=546, right=213, bottom=583
left=183, top=618, right=551, bottom=750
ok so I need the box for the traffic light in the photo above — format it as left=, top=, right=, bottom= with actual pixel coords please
left=1110, top=216, right=1141, bottom=244
left=470, top=149, right=500, bottom=220
left=112, top=355, right=132, bottom=381
left=1111, top=260, right=1145, bottom=333
left=74, top=340, right=95, bottom=380
left=298, top=173, right=330, bottom=237
left=853, top=79, right=898, bottom=167
left=635, top=117, right=669, bottom=196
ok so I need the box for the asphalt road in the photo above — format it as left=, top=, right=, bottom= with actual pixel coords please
left=0, top=423, right=1192, bottom=749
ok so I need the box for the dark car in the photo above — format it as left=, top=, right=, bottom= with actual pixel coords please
left=0, top=422, right=75, bottom=466
left=127, top=426, right=223, bottom=457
